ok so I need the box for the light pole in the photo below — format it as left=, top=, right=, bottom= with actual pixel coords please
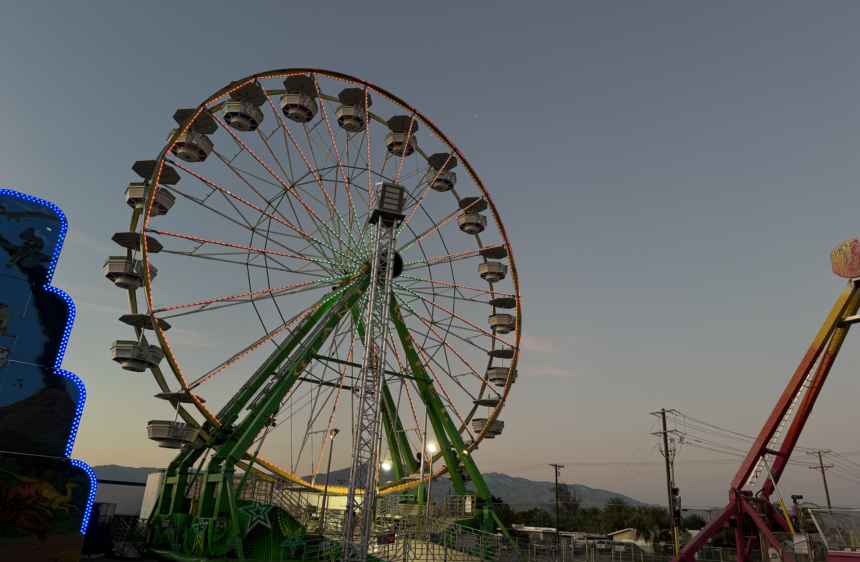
left=426, top=443, right=437, bottom=514
left=318, top=428, right=340, bottom=535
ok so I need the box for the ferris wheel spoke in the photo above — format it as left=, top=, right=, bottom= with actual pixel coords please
left=399, top=275, right=516, bottom=298
left=403, top=245, right=505, bottom=268
left=153, top=277, right=347, bottom=316
left=311, top=333, right=356, bottom=479
left=255, top=127, right=294, bottom=185
left=387, top=335, right=423, bottom=436
left=146, top=230, right=348, bottom=276
left=211, top=113, right=348, bottom=256
left=263, top=95, right=365, bottom=257
left=188, top=302, right=323, bottom=390
left=158, top=249, right=333, bottom=277
left=313, top=83, right=365, bottom=253
left=410, top=313, right=500, bottom=398
left=411, top=337, right=475, bottom=441
left=397, top=154, right=453, bottom=236
left=171, top=158, right=348, bottom=264
left=394, top=115, right=416, bottom=185
left=394, top=285, right=491, bottom=306
left=394, top=283, right=513, bottom=347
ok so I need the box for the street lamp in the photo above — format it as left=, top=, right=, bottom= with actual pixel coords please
left=318, top=428, right=340, bottom=534
left=426, top=443, right=438, bottom=513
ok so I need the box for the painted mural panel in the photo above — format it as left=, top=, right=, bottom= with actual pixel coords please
left=0, top=453, right=94, bottom=562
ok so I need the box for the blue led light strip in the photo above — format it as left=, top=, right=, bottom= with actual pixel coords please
left=0, top=189, right=96, bottom=535
left=70, top=459, right=97, bottom=533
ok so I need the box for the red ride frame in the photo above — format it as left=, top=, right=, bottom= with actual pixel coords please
left=674, top=278, right=860, bottom=562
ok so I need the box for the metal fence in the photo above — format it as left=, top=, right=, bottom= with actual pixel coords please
left=108, top=515, right=150, bottom=558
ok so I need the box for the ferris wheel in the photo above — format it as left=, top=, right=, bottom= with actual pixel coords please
left=106, top=70, right=521, bottom=517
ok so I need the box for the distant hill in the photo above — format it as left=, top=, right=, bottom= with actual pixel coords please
left=92, top=464, right=161, bottom=483
left=92, top=464, right=648, bottom=510
left=304, top=469, right=647, bottom=509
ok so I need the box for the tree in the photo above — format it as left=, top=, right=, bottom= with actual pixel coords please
left=495, top=503, right=520, bottom=529
left=600, top=497, right=632, bottom=534
left=681, top=513, right=707, bottom=531
left=629, top=506, right=673, bottom=544
left=558, top=485, right=581, bottom=518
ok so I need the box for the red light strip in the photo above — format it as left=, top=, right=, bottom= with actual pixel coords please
left=405, top=244, right=504, bottom=266
left=394, top=287, right=513, bottom=347
left=398, top=153, right=453, bottom=236
left=168, top=160, right=351, bottom=261
left=413, top=314, right=500, bottom=398
left=210, top=113, right=330, bottom=229
left=148, top=229, right=341, bottom=267
left=412, top=336, right=475, bottom=442
left=365, top=87, right=372, bottom=206
left=155, top=278, right=324, bottom=312
left=193, top=304, right=321, bottom=387
left=314, top=334, right=356, bottom=479
left=261, top=96, right=346, bottom=233
left=389, top=335, right=422, bottom=434
left=399, top=275, right=516, bottom=297
left=394, top=115, right=416, bottom=184
left=311, top=78, right=362, bottom=245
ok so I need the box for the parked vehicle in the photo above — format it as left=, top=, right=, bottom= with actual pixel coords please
left=595, top=540, right=615, bottom=551
left=614, top=542, right=639, bottom=553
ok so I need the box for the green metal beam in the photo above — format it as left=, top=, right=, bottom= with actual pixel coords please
left=197, top=279, right=368, bottom=519
left=389, top=299, right=470, bottom=496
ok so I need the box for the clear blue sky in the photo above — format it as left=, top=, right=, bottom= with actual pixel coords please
left=3, top=2, right=860, bottom=508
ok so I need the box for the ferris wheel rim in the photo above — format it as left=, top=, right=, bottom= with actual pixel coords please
left=129, top=68, right=522, bottom=493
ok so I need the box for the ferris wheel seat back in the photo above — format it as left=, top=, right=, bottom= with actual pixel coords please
left=426, top=169, right=457, bottom=192
left=125, top=182, right=176, bottom=217
left=167, top=128, right=214, bottom=163
left=488, top=313, right=516, bottom=334
left=104, top=256, right=143, bottom=289
left=111, top=340, right=165, bottom=372
left=427, top=153, right=458, bottom=192
left=280, top=93, right=318, bottom=123
left=486, top=366, right=517, bottom=386
left=222, top=100, right=264, bottom=132
left=385, top=131, right=417, bottom=157
left=335, top=87, right=371, bottom=132
left=472, top=418, right=504, bottom=438
left=336, top=104, right=368, bottom=132
left=146, top=420, right=201, bottom=449
left=458, top=213, right=487, bottom=235
left=478, top=261, right=507, bottom=282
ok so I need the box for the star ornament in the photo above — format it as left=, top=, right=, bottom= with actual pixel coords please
left=239, top=503, right=274, bottom=534
left=280, top=534, right=305, bottom=555
left=192, top=519, right=208, bottom=552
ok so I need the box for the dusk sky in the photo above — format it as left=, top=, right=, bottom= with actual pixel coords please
left=3, top=2, right=860, bottom=509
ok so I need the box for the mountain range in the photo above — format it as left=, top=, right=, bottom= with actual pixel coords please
left=91, top=465, right=646, bottom=509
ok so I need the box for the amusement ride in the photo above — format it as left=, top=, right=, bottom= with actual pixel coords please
left=105, top=69, right=521, bottom=560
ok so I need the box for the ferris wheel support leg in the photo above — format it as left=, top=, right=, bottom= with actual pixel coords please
left=389, top=300, right=495, bottom=501
left=156, top=442, right=208, bottom=517
left=193, top=279, right=368, bottom=522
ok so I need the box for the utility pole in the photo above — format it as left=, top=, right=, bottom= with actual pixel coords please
left=652, top=409, right=679, bottom=557
left=807, top=450, right=833, bottom=509
left=550, top=463, right=565, bottom=543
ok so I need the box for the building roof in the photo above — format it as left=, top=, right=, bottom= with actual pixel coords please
left=608, top=528, right=636, bottom=537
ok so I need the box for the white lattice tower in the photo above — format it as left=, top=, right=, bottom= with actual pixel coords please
left=341, top=187, right=402, bottom=562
